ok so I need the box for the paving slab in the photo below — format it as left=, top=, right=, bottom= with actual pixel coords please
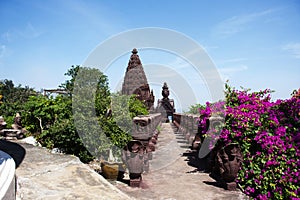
left=0, top=140, right=133, bottom=200
left=115, top=123, right=248, bottom=200
left=0, top=123, right=248, bottom=200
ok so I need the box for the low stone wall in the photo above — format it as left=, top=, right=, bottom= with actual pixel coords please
left=173, top=113, right=225, bottom=147
left=173, top=113, right=199, bottom=145
left=16, top=142, right=133, bottom=199
left=0, top=129, right=23, bottom=140
left=122, top=113, right=162, bottom=187
left=132, top=113, right=162, bottom=140
left=0, top=150, right=16, bottom=200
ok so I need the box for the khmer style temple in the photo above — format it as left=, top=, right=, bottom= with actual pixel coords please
left=121, top=48, right=155, bottom=111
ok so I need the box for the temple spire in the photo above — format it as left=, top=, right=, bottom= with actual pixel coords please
left=126, top=48, right=142, bottom=71
left=121, top=48, right=155, bottom=110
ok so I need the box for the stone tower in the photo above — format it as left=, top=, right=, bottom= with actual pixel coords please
left=121, top=48, right=154, bottom=110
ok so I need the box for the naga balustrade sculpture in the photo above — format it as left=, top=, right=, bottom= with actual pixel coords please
left=193, top=115, right=223, bottom=151
left=213, top=143, right=243, bottom=190
left=173, top=113, right=199, bottom=146
left=122, top=140, right=145, bottom=187
left=122, top=113, right=162, bottom=187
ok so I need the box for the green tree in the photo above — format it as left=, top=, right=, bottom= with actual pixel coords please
left=0, top=79, right=36, bottom=126
left=185, top=103, right=205, bottom=114
left=23, top=95, right=72, bottom=134
left=21, top=65, right=152, bottom=163
left=128, top=94, right=149, bottom=118
left=59, top=65, right=80, bottom=94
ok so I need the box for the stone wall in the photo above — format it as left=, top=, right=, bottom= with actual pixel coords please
left=122, top=113, right=162, bottom=187
left=173, top=113, right=199, bottom=145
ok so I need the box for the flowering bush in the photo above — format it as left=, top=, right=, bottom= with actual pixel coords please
left=198, top=84, right=300, bottom=199
left=198, top=101, right=225, bottom=149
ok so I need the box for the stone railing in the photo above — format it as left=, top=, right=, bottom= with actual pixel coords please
left=173, top=113, right=225, bottom=149
left=173, top=113, right=199, bottom=145
left=131, top=113, right=162, bottom=143
left=0, top=150, right=16, bottom=200
left=122, top=113, right=162, bottom=187
left=0, top=129, right=23, bottom=140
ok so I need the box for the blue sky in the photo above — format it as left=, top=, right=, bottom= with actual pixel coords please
left=1, top=0, right=300, bottom=111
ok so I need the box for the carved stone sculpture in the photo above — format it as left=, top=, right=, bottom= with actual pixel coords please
left=215, top=143, right=243, bottom=190
left=122, top=114, right=161, bottom=187
left=11, top=113, right=25, bottom=139
left=156, top=82, right=175, bottom=122
left=122, top=140, right=145, bottom=187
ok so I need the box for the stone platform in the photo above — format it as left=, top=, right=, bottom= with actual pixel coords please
left=115, top=123, right=248, bottom=200
left=0, top=140, right=133, bottom=200
left=0, top=123, right=249, bottom=200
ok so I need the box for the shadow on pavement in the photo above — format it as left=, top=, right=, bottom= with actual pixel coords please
left=202, top=180, right=224, bottom=189
left=182, top=150, right=210, bottom=173
left=182, top=149, right=225, bottom=189
left=0, top=139, right=26, bottom=168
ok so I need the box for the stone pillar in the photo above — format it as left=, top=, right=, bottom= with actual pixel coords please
left=123, top=113, right=162, bottom=187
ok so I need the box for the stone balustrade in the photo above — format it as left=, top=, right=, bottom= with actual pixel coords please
left=0, top=129, right=23, bottom=140
left=132, top=113, right=162, bottom=141
left=173, top=113, right=199, bottom=145
left=173, top=113, right=224, bottom=150
left=122, top=113, right=162, bottom=187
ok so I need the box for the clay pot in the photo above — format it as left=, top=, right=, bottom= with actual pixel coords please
left=101, top=161, right=125, bottom=180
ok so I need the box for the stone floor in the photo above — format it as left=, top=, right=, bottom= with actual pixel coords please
left=0, top=140, right=132, bottom=200
left=114, top=123, right=247, bottom=200
left=0, top=123, right=248, bottom=200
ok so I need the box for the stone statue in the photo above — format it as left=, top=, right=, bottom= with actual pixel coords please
left=122, top=140, right=145, bottom=187
left=215, top=143, right=243, bottom=190
left=156, top=82, right=175, bottom=122
left=12, top=113, right=22, bottom=129
left=162, top=82, right=170, bottom=99
left=12, top=113, right=25, bottom=138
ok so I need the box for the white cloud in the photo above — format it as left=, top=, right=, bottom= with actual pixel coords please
left=283, top=43, right=300, bottom=59
left=0, top=45, right=8, bottom=66
left=18, top=22, right=43, bottom=39
left=166, top=48, right=205, bottom=70
left=218, top=58, right=248, bottom=64
left=62, top=0, right=126, bottom=36
left=218, top=65, right=248, bottom=81
left=1, top=32, right=12, bottom=42
left=213, top=8, right=278, bottom=38
left=202, top=45, right=219, bottom=51
left=167, top=57, right=191, bottom=70
left=0, top=45, right=6, bottom=58
left=219, top=65, right=248, bottom=73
